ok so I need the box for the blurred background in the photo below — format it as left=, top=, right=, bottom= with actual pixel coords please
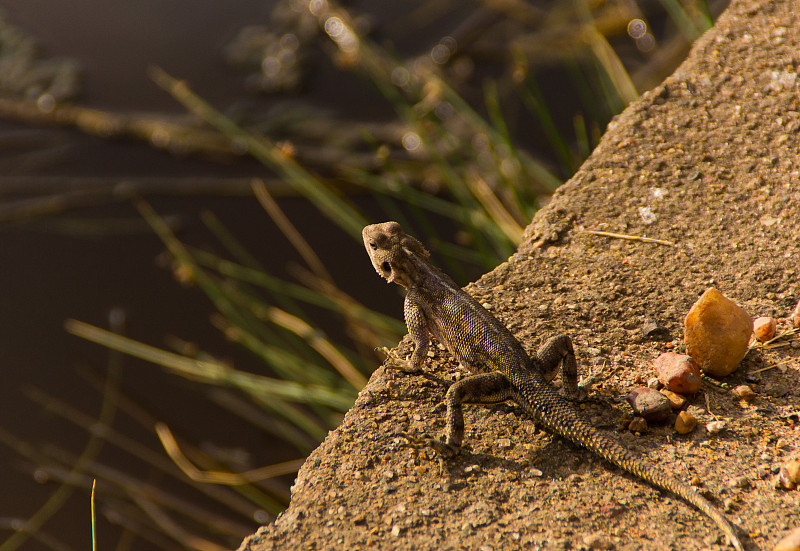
left=0, top=1, right=727, bottom=550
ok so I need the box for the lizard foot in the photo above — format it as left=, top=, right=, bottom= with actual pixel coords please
left=560, top=362, right=609, bottom=401
left=377, top=346, right=421, bottom=374
left=377, top=347, right=451, bottom=387
left=559, top=385, right=589, bottom=402
left=578, top=362, right=607, bottom=390
left=395, top=431, right=430, bottom=450
left=396, top=433, right=458, bottom=459
left=429, top=438, right=459, bottom=458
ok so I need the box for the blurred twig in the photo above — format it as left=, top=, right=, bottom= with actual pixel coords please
left=155, top=423, right=304, bottom=485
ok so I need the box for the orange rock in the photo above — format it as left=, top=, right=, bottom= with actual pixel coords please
left=753, top=316, right=777, bottom=342
left=684, top=288, right=752, bottom=377
left=734, top=384, right=757, bottom=403
left=779, top=459, right=800, bottom=489
left=629, top=416, right=648, bottom=433
left=660, top=389, right=687, bottom=409
left=654, top=352, right=702, bottom=394
left=674, top=411, right=697, bottom=434
left=774, top=526, right=800, bottom=551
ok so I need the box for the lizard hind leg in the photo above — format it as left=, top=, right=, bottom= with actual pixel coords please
left=534, top=334, right=586, bottom=402
left=440, top=371, right=515, bottom=450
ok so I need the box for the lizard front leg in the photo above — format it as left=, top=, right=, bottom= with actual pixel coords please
left=382, top=295, right=431, bottom=374
left=438, top=371, right=514, bottom=453
left=404, top=295, right=431, bottom=372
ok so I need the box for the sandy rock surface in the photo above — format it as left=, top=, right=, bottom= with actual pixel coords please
left=239, top=1, right=800, bottom=549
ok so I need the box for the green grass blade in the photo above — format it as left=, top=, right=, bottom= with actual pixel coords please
left=149, top=67, right=367, bottom=239
left=65, top=320, right=357, bottom=410
left=517, top=77, right=576, bottom=175
left=91, top=480, right=97, bottom=551
left=191, top=249, right=405, bottom=338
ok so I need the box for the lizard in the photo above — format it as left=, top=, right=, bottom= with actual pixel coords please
left=362, top=221, right=744, bottom=551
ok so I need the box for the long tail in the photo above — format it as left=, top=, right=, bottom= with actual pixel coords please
left=519, top=382, right=744, bottom=551
left=592, top=432, right=744, bottom=551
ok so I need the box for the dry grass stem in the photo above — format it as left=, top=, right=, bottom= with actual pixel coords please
left=156, top=423, right=304, bottom=485
left=583, top=229, right=676, bottom=246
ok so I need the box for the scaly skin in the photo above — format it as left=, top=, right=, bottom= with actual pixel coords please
left=363, top=221, right=744, bottom=551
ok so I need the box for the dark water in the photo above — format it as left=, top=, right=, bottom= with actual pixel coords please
left=0, top=1, right=400, bottom=549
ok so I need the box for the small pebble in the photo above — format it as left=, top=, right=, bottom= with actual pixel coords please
left=777, top=459, right=800, bottom=490
left=353, top=512, right=367, bottom=525
left=675, top=411, right=697, bottom=434
left=522, top=443, right=541, bottom=459
left=734, top=384, right=757, bottom=403
left=706, top=420, right=727, bottom=435
left=786, top=459, right=800, bottom=481
left=565, top=474, right=583, bottom=486
left=627, top=387, right=672, bottom=421
left=583, top=532, right=615, bottom=549
left=642, top=318, right=670, bottom=341
left=629, top=416, right=648, bottom=433
left=744, top=371, right=761, bottom=383
left=647, top=377, right=661, bottom=389
left=753, top=316, right=777, bottom=342
left=792, top=299, right=800, bottom=328
left=660, top=389, right=687, bottom=409
left=728, top=475, right=750, bottom=489
left=654, top=352, right=702, bottom=394
left=774, top=526, right=800, bottom=551
left=778, top=467, right=796, bottom=490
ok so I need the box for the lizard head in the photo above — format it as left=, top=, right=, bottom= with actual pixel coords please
left=362, top=221, right=429, bottom=288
